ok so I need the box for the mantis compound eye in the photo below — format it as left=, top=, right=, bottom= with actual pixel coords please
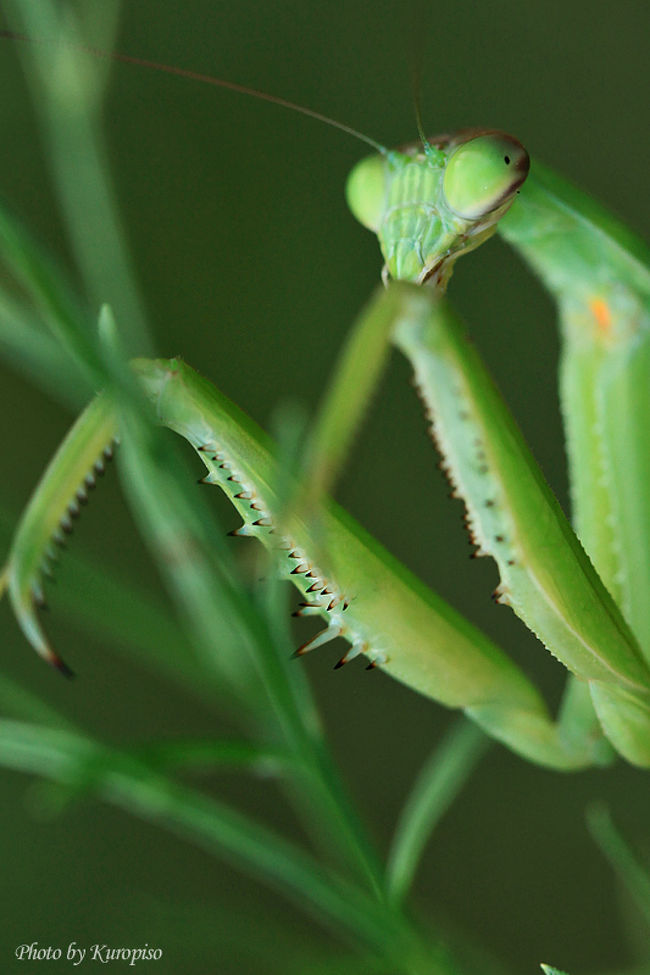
left=345, top=153, right=388, bottom=232
left=443, top=134, right=530, bottom=220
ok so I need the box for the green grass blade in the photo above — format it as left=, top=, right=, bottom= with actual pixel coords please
left=386, top=718, right=489, bottom=904
left=587, top=802, right=650, bottom=929
left=0, top=290, right=90, bottom=408
left=0, top=196, right=105, bottom=385
left=6, top=0, right=153, bottom=358
left=297, top=284, right=400, bottom=513
left=132, top=739, right=292, bottom=776
left=0, top=670, right=73, bottom=727
left=0, top=718, right=429, bottom=968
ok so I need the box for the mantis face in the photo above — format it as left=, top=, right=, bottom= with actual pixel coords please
left=346, top=130, right=530, bottom=287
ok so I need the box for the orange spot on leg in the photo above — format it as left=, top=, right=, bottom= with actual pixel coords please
left=589, top=297, right=612, bottom=334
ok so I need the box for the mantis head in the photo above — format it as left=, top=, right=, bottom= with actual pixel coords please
left=346, top=130, right=530, bottom=285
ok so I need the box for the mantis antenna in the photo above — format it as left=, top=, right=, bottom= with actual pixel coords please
left=0, top=27, right=389, bottom=156
left=410, top=60, right=445, bottom=166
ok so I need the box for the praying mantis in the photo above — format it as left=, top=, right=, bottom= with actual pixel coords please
left=1, top=18, right=650, bottom=775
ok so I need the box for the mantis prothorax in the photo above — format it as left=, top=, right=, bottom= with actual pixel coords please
left=2, top=29, right=650, bottom=772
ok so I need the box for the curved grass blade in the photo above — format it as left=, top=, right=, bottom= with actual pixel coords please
left=0, top=669, right=73, bottom=728
left=0, top=291, right=91, bottom=409
left=132, top=739, right=291, bottom=777
left=5, top=0, right=153, bottom=359
left=587, top=802, right=650, bottom=930
left=0, top=195, right=105, bottom=387
left=295, top=284, right=400, bottom=517
left=386, top=718, right=488, bottom=904
left=0, top=718, right=426, bottom=967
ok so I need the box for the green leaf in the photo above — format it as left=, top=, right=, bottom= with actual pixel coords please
left=386, top=718, right=488, bottom=903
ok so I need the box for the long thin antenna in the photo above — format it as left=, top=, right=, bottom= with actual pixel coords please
left=0, top=28, right=388, bottom=155
left=410, top=49, right=445, bottom=166
left=411, top=60, right=428, bottom=149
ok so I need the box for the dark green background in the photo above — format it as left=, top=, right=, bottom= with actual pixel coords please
left=1, top=1, right=649, bottom=972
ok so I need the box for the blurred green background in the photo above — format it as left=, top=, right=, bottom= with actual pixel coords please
left=0, top=0, right=649, bottom=972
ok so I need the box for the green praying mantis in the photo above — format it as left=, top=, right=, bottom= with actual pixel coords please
left=2, top=33, right=650, bottom=774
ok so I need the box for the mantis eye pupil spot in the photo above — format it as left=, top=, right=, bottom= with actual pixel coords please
left=504, top=155, right=511, bottom=165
